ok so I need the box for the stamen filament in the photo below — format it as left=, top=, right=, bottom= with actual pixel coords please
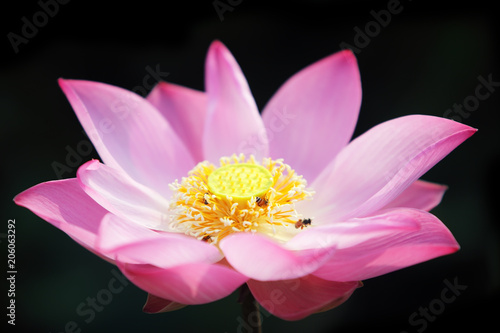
left=168, top=154, right=314, bottom=244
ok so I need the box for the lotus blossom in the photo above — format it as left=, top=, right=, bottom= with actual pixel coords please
left=15, top=40, right=476, bottom=321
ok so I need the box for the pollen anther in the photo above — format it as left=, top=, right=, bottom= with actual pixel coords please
left=168, top=154, right=314, bottom=244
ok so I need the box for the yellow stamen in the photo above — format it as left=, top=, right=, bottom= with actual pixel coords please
left=207, top=163, right=273, bottom=204
left=168, top=154, right=314, bottom=244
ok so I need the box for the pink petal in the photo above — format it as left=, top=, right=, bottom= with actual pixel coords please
left=147, top=82, right=207, bottom=162
left=96, top=213, right=164, bottom=255
left=117, top=262, right=248, bottom=304
left=308, top=208, right=459, bottom=282
left=111, top=234, right=223, bottom=268
left=58, top=79, right=194, bottom=198
left=381, top=179, right=447, bottom=211
left=303, top=115, right=476, bottom=223
left=14, top=178, right=108, bottom=253
left=262, top=50, right=362, bottom=182
left=143, top=293, right=186, bottom=313
left=220, top=233, right=336, bottom=281
left=77, top=160, right=169, bottom=230
left=286, top=208, right=420, bottom=251
left=203, top=41, right=268, bottom=162
left=248, top=276, right=360, bottom=321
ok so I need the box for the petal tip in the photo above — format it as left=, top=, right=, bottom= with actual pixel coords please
left=58, top=77, right=72, bottom=93
left=337, top=48, right=358, bottom=63
left=209, top=39, right=226, bottom=52
left=467, top=127, right=479, bottom=136
left=207, top=40, right=235, bottom=67
left=58, top=77, right=80, bottom=90
left=76, top=159, right=99, bottom=178
left=142, top=293, right=187, bottom=314
left=13, top=191, right=24, bottom=206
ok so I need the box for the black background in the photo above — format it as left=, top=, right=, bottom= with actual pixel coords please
left=1, top=0, right=499, bottom=332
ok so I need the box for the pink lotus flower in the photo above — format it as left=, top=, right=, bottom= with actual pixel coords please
left=15, top=41, right=475, bottom=321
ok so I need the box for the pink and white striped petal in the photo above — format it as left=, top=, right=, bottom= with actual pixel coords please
left=59, top=79, right=194, bottom=198
left=111, top=234, right=223, bottom=268
left=308, top=208, right=459, bottom=282
left=96, top=213, right=166, bottom=256
left=286, top=208, right=420, bottom=252
left=143, top=293, right=187, bottom=313
left=77, top=160, right=169, bottom=230
left=303, top=115, right=476, bottom=224
left=14, top=178, right=108, bottom=254
left=203, top=41, right=268, bottom=162
left=381, top=179, right=447, bottom=212
left=220, top=233, right=336, bottom=281
left=248, top=276, right=360, bottom=321
left=262, top=49, right=362, bottom=182
left=147, top=82, right=207, bottom=162
left=117, top=262, right=248, bottom=305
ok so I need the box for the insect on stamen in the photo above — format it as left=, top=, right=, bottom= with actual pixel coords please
left=295, top=218, right=312, bottom=229
left=255, top=196, right=269, bottom=207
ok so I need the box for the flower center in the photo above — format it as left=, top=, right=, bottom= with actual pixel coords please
left=207, top=163, right=273, bottom=204
left=168, top=154, right=314, bottom=244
